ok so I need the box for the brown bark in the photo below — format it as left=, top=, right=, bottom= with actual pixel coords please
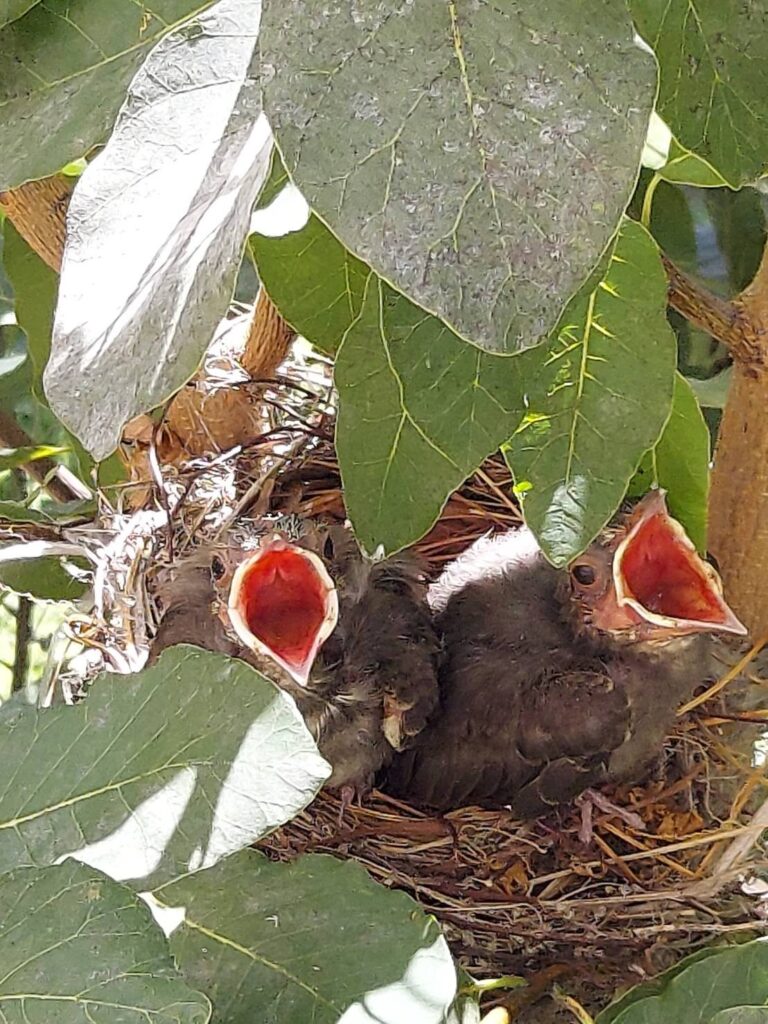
left=11, top=596, right=30, bottom=694
left=0, top=175, right=72, bottom=272
left=708, top=245, right=768, bottom=633
left=240, top=286, right=295, bottom=379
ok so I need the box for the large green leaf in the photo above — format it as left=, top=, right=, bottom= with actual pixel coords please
left=596, top=939, right=768, bottom=1024
left=0, top=860, right=210, bottom=1023
left=0, top=0, right=218, bottom=188
left=159, top=849, right=457, bottom=1024
left=3, top=223, right=125, bottom=488
left=261, top=0, right=655, bottom=353
left=711, top=1011, right=768, bottom=1024
left=627, top=373, right=710, bottom=551
left=249, top=158, right=367, bottom=355
left=251, top=159, right=533, bottom=554
left=630, top=0, right=768, bottom=187
left=634, top=176, right=698, bottom=277
left=0, top=0, right=38, bottom=30
left=689, top=366, right=732, bottom=409
left=0, top=498, right=94, bottom=524
left=336, top=274, right=532, bottom=553
left=0, top=646, right=329, bottom=885
left=505, top=218, right=677, bottom=566
left=45, top=0, right=269, bottom=461
left=657, top=139, right=731, bottom=188
left=0, top=539, right=89, bottom=601
left=2, top=221, right=57, bottom=399
left=704, top=186, right=766, bottom=294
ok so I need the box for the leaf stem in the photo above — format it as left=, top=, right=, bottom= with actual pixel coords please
left=640, top=172, right=662, bottom=229
left=552, top=986, right=596, bottom=1024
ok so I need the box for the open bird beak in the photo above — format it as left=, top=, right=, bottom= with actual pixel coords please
left=596, top=489, right=747, bottom=639
left=227, top=534, right=339, bottom=685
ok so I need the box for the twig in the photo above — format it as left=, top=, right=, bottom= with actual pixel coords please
left=662, top=256, right=744, bottom=357
left=531, top=823, right=768, bottom=887
left=690, top=792, right=768, bottom=897
left=474, top=467, right=520, bottom=518
left=11, top=596, right=30, bottom=693
left=148, top=425, right=174, bottom=561
left=0, top=409, right=90, bottom=504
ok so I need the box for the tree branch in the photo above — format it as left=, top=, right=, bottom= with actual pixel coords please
left=0, top=409, right=88, bottom=504
left=0, top=175, right=72, bottom=272
left=663, top=254, right=765, bottom=371
left=11, top=596, right=30, bottom=694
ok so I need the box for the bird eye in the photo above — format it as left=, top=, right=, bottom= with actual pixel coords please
left=572, top=563, right=597, bottom=586
left=211, top=555, right=226, bottom=582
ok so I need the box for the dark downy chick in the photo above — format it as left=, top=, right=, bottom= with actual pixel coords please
left=151, top=520, right=441, bottom=795
left=384, top=491, right=746, bottom=823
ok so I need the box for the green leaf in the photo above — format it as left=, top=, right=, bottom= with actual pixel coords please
left=638, top=178, right=698, bottom=277
left=2, top=221, right=121, bottom=486
left=262, top=1, right=656, bottom=353
left=0, top=0, right=218, bottom=189
left=0, top=444, right=66, bottom=470
left=2, top=221, right=57, bottom=400
left=657, top=139, right=731, bottom=188
left=711, top=1011, right=768, bottom=1024
left=704, top=186, right=766, bottom=295
left=0, top=0, right=38, bottom=30
left=0, top=498, right=94, bottom=524
left=0, top=351, right=25, bottom=377
left=160, top=849, right=458, bottom=1024
left=336, top=273, right=532, bottom=554
left=0, top=860, right=211, bottom=1023
left=630, top=0, right=768, bottom=187
left=505, top=218, right=677, bottom=566
left=597, top=939, right=768, bottom=1024
left=251, top=159, right=532, bottom=554
left=688, top=366, right=732, bottom=410
left=0, top=539, right=89, bottom=601
left=0, top=646, right=330, bottom=884
left=249, top=156, right=367, bottom=355
left=597, top=946, right=725, bottom=1024
left=45, top=0, right=270, bottom=461
left=627, top=373, right=709, bottom=551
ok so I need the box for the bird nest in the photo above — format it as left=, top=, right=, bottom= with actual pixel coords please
left=18, top=356, right=768, bottom=1019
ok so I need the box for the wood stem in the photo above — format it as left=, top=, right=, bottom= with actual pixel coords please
left=11, top=596, right=30, bottom=694
left=240, top=286, right=295, bottom=379
left=668, top=238, right=768, bottom=633
left=0, top=175, right=72, bottom=272
left=0, top=409, right=85, bottom=504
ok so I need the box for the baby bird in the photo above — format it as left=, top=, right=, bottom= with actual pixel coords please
left=151, top=518, right=441, bottom=796
left=385, top=491, right=746, bottom=825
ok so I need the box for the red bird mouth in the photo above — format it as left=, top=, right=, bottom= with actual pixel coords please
left=227, top=536, right=338, bottom=684
left=610, top=491, right=746, bottom=638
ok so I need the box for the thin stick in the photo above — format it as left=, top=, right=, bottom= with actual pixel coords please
left=11, top=596, right=30, bottom=693
left=0, top=409, right=90, bottom=504
left=691, top=792, right=768, bottom=896
left=475, top=467, right=520, bottom=517
left=531, top=822, right=768, bottom=887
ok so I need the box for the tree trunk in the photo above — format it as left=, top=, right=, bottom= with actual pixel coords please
left=710, top=362, right=768, bottom=632
left=662, top=234, right=768, bottom=636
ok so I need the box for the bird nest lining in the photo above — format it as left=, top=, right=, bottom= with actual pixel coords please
left=24, top=364, right=768, bottom=1017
